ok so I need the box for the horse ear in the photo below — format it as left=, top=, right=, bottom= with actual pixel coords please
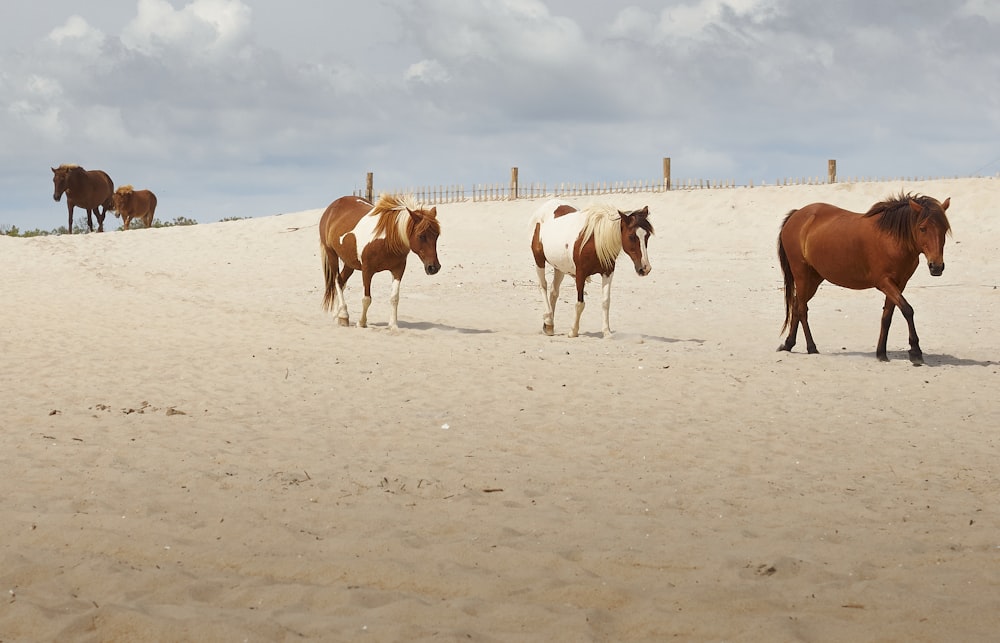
left=638, top=206, right=649, bottom=216
left=941, top=197, right=950, bottom=211
left=908, top=199, right=923, bottom=215
left=51, top=167, right=57, bottom=173
left=428, top=206, right=438, bottom=218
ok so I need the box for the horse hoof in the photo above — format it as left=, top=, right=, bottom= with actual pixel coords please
left=910, top=354, right=924, bottom=366
left=337, top=317, right=350, bottom=327
left=543, top=324, right=554, bottom=336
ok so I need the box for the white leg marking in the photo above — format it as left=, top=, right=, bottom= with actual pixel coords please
left=388, top=278, right=401, bottom=330
left=359, top=295, right=372, bottom=328
left=601, top=272, right=614, bottom=337
left=570, top=300, right=585, bottom=338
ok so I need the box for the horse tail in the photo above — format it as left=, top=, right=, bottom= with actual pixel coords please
left=777, top=210, right=797, bottom=334
left=321, top=244, right=337, bottom=312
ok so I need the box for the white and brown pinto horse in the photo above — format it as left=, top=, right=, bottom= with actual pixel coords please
left=531, top=199, right=653, bottom=337
left=320, top=194, right=441, bottom=329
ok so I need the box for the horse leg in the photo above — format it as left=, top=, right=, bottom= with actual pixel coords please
left=600, top=272, right=615, bottom=338
left=335, top=266, right=354, bottom=326
left=569, top=273, right=587, bottom=338
left=66, top=203, right=74, bottom=234
left=540, top=267, right=563, bottom=336
left=96, top=207, right=106, bottom=233
left=780, top=271, right=822, bottom=354
left=359, top=270, right=375, bottom=328
left=877, top=287, right=922, bottom=365
left=86, top=208, right=95, bottom=233
left=387, top=271, right=404, bottom=330
left=535, top=264, right=553, bottom=335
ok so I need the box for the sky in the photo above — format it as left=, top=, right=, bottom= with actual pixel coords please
left=1, top=0, right=999, bottom=230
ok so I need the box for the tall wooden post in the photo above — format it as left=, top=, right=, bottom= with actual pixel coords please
left=827, top=159, right=836, bottom=184
left=663, top=157, right=671, bottom=191
left=510, top=167, right=519, bottom=200
left=365, top=172, right=374, bottom=202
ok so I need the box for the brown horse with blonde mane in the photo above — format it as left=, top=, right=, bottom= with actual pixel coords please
left=777, top=192, right=951, bottom=365
left=111, top=185, right=158, bottom=230
left=51, top=164, right=115, bottom=233
left=319, top=194, right=441, bottom=330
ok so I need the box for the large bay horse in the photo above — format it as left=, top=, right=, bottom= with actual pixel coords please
left=530, top=199, right=653, bottom=338
left=111, top=185, right=158, bottom=230
left=777, top=192, right=951, bottom=365
left=52, top=164, right=115, bottom=233
left=320, top=194, right=441, bottom=329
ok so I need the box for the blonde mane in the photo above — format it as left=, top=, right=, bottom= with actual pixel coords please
left=115, top=184, right=135, bottom=195
left=370, top=193, right=439, bottom=255
left=580, top=204, right=623, bottom=272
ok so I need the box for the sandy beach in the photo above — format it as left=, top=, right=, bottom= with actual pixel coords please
left=2, top=178, right=998, bottom=641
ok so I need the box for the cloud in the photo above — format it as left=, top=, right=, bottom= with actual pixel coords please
left=121, top=0, right=252, bottom=59
left=46, top=15, right=105, bottom=52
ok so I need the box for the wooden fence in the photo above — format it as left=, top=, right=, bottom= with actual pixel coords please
left=354, top=159, right=983, bottom=205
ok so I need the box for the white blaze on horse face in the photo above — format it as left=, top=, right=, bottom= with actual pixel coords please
left=339, top=209, right=380, bottom=264
left=637, top=228, right=652, bottom=274
left=539, top=209, right=588, bottom=275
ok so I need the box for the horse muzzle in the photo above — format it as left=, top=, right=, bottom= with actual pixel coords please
left=425, top=263, right=441, bottom=276
left=635, top=263, right=652, bottom=277
left=928, top=262, right=944, bottom=277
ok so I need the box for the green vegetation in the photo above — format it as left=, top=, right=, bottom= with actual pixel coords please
left=1, top=216, right=200, bottom=237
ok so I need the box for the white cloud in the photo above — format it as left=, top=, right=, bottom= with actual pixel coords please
left=406, top=59, right=450, bottom=84
left=47, top=15, right=105, bottom=53
left=122, top=0, right=252, bottom=58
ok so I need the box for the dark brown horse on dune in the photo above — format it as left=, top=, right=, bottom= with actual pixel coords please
left=319, top=194, right=442, bottom=330
left=777, top=192, right=951, bottom=365
left=52, top=164, right=114, bottom=233
left=111, top=185, right=158, bottom=230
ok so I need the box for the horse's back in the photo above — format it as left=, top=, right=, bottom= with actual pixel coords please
left=781, top=202, right=884, bottom=289
left=320, top=196, right=373, bottom=245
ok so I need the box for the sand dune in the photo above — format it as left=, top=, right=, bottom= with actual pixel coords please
left=2, top=178, right=998, bottom=641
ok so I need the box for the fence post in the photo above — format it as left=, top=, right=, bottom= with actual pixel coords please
left=510, top=167, right=519, bottom=200
left=365, top=172, right=374, bottom=202
left=828, top=159, right=837, bottom=184
left=663, top=157, right=671, bottom=191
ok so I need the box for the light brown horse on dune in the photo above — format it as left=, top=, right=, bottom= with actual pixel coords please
left=777, top=192, right=951, bottom=365
left=52, top=164, right=114, bottom=233
left=112, top=185, right=158, bottom=230
left=319, top=194, right=442, bottom=330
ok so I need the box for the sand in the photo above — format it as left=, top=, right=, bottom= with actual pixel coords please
left=1, top=178, right=998, bottom=641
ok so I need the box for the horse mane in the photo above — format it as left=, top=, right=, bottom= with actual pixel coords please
left=864, top=192, right=952, bottom=243
left=115, top=184, right=134, bottom=195
left=580, top=204, right=623, bottom=272
left=370, top=193, right=440, bottom=254
left=56, top=163, right=80, bottom=170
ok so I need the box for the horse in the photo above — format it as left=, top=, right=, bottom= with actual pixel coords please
left=319, top=193, right=442, bottom=330
left=777, top=192, right=951, bottom=365
left=530, top=199, right=653, bottom=338
left=111, top=185, right=158, bottom=230
left=51, top=164, right=115, bottom=233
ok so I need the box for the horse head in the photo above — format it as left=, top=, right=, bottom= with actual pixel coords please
left=112, top=185, right=134, bottom=217
left=909, top=196, right=951, bottom=276
left=406, top=206, right=442, bottom=275
left=51, top=166, right=71, bottom=202
left=618, top=206, right=653, bottom=276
